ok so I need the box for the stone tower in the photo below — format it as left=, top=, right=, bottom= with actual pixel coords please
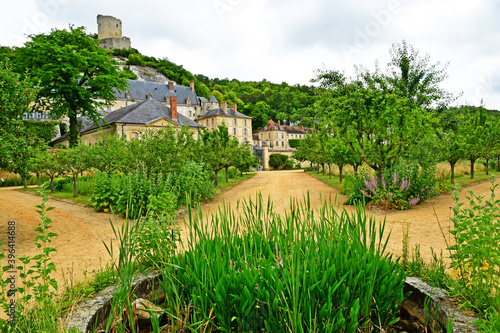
left=97, top=15, right=131, bottom=50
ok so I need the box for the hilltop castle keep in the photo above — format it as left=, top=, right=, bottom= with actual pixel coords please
left=97, top=15, right=131, bottom=50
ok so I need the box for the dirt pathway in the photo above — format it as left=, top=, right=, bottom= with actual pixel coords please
left=1, top=170, right=497, bottom=291
left=0, top=187, right=123, bottom=289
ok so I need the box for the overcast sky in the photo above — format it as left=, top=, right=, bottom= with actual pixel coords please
left=1, top=0, right=500, bottom=109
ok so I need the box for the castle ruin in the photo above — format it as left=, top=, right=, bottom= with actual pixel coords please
left=97, top=15, right=131, bottom=50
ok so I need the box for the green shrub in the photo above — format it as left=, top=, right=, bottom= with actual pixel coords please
left=269, top=153, right=289, bottom=170
left=169, top=161, right=214, bottom=205
left=446, top=178, right=500, bottom=315
left=343, top=159, right=437, bottom=209
left=90, top=172, right=121, bottom=213
left=115, top=168, right=174, bottom=219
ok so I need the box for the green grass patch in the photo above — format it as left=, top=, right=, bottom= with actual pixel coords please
left=21, top=187, right=92, bottom=206
left=305, top=170, right=343, bottom=191
left=215, top=171, right=256, bottom=195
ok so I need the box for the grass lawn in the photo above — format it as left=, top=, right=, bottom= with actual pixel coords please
left=21, top=187, right=92, bottom=206
left=214, top=171, right=256, bottom=195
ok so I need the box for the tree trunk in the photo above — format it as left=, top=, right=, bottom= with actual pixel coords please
left=225, top=166, right=229, bottom=183
left=73, top=175, right=78, bottom=197
left=322, top=163, right=325, bottom=176
left=328, top=164, right=332, bottom=179
left=234, top=166, right=238, bottom=179
left=50, top=176, right=55, bottom=193
left=450, top=160, right=456, bottom=184
left=485, top=158, right=490, bottom=175
left=353, top=164, right=359, bottom=174
left=69, top=115, right=79, bottom=148
left=23, top=178, right=27, bottom=188
left=339, top=164, right=344, bottom=183
left=317, top=164, right=320, bottom=174
left=214, top=170, right=219, bottom=187
left=37, top=173, right=40, bottom=187
left=470, top=159, right=476, bottom=179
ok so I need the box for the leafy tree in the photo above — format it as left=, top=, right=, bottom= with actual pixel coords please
left=232, top=144, right=259, bottom=177
left=0, top=61, right=39, bottom=185
left=89, top=133, right=129, bottom=174
left=251, top=101, right=271, bottom=130
left=386, top=40, right=454, bottom=109
left=15, top=25, right=129, bottom=147
left=315, top=69, right=431, bottom=179
left=199, top=125, right=239, bottom=186
left=463, top=107, right=488, bottom=179
left=60, top=144, right=91, bottom=196
left=40, top=150, right=66, bottom=193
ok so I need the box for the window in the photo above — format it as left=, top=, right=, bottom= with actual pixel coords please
left=243, top=128, right=247, bottom=136
left=189, top=111, right=192, bottom=117
left=281, top=133, right=284, bottom=139
left=233, top=128, right=237, bottom=135
left=244, top=119, right=247, bottom=126
left=131, top=132, right=139, bottom=139
left=233, top=118, right=237, bottom=126
left=268, top=133, right=271, bottom=139
left=282, top=141, right=284, bottom=148
left=275, top=133, right=278, bottom=139
left=276, top=141, right=278, bottom=147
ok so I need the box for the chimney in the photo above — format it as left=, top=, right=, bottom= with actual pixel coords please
left=230, top=103, right=237, bottom=112
left=168, top=81, right=174, bottom=91
left=221, top=101, right=227, bottom=112
left=170, top=95, right=177, bottom=120
left=278, top=120, right=281, bottom=126
left=190, top=80, right=195, bottom=91
left=301, top=125, right=304, bottom=131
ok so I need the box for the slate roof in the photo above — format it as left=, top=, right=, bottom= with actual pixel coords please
left=85, top=98, right=202, bottom=133
left=209, top=95, right=218, bottom=103
left=115, top=80, right=199, bottom=106
left=198, top=107, right=252, bottom=120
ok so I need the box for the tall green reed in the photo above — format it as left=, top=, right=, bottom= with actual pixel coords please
left=159, top=193, right=406, bottom=332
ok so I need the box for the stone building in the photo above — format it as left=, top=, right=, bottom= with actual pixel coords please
left=51, top=96, right=201, bottom=147
left=257, top=120, right=311, bottom=150
left=195, top=101, right=252, bottom=145
left=97, top=15, right=131, bottom=50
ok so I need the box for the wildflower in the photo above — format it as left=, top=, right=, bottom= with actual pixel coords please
left=421, top=196, right=424, bottom=199
left=409, top=197, right=420, bottom=206
left=392, top=172, right=399, bottom=184
left=449, top=206, right=452, bottom=210
left=485, top=203, right=489, bottom=206
left=426, top=186, right=429, bottom=189
left=421, top=189, right=424, bottom=192
left=435, top=195, right=438, bottom=197
left=364, top=177, right=377, bottom=195
left=399, top=177, right=410, bottom=191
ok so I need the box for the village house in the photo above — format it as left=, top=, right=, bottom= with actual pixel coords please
left=257, top=119, right=312, bottom=150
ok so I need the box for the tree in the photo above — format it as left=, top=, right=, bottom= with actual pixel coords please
left=315, top=69, right=431, bottom=179
left=232, top=144, right=259, bottom=177
left=60, top=144, right=91, bottom=196
left=0, top=61, right=39, bottom=185
left=199, top=125, right=239, bottom=186
left=40, top=150, right=66, bottom=193
left=386, top=40, right=454, bottom=109
left=15, top=26, right=129, bottom=147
